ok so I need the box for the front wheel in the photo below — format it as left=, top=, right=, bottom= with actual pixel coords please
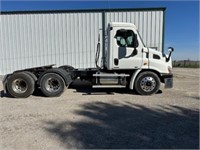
left=39, top=73, right=65, bottom=97
left=134, top=71, right=160, bottom=95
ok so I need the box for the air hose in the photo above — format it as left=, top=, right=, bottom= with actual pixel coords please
left=95, top=33, right=101, bottom=69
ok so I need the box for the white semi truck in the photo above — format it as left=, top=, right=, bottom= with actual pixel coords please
left=2, top=22, right=174, bottom=98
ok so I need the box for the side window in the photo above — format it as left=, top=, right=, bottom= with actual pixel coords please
left=115, top=29, right=135, bottom=47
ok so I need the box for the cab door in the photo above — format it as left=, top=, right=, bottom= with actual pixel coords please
left=112, top=28, right=143, bottom=70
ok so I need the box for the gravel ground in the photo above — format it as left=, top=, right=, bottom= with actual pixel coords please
left=0, top=68, right=199, bottom=149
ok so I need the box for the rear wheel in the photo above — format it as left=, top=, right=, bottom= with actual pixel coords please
left=7, top=72, right=35, bottom=98
left=134, top=71, right=160, bottom=95
left=40, top=73, right=65, bottom=97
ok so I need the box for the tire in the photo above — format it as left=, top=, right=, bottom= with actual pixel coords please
left=24, top=71, right=37, bottom=81
left=7, top=72, right=35, bottom=98
left=134, top=71, right=160, bottom=95
left=40, top=73, right=65, bottom=97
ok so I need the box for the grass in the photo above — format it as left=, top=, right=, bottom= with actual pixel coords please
left=173, top=60, right=200, bottom=68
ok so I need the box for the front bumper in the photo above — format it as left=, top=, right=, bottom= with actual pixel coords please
left=161, top=74, right=173, bottom=88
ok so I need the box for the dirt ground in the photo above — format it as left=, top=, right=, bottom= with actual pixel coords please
left=0, top=68, right=199, bottom=149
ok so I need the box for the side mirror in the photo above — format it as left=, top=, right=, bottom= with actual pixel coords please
left=166, top=47, right=174, bottom=62
left=168, top=47, right=174, bottom=52
left=133, top=34, right=139, bottom=48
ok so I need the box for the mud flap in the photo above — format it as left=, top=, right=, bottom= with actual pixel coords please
left=2, top=74, right=10, bottom=94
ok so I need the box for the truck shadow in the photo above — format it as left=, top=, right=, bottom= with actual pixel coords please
left=0, top=90, right=5, bottom=98
left=0, top=90, right=12, bottom=98
left=0, top=89, right=45, bottom=98
left=69, top=79, right=162, bottom=95
left=42, top=102, right=199, bottom=149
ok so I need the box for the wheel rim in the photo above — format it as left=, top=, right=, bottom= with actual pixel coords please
left=12, top=79, right=28, bottom=94
left=140, top=76, right=156, bottom=92
left=45, top=78, right=61, bottom=92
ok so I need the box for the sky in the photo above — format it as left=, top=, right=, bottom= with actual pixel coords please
left=0, top=0, right=199, bottom=60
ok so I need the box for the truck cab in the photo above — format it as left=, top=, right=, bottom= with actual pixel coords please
left=102, top=22, right=173, bottom=94
left=105, top=22, right=173, bottom=73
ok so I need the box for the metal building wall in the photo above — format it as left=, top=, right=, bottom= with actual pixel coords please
left=0, top=8, right=164, bottom=75
left=0, top=12, right=102, bottom=74
left=105, top=10, right=164, bottom=51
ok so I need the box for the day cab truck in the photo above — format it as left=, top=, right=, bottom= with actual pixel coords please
left=2, top=22, right=174, bottom=98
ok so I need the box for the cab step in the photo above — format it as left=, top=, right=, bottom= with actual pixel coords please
left=93, top=73, right=129, bottom=77
left=92, top=85, right=126, bottom=88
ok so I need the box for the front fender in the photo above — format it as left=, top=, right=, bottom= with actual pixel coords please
left=129, top=69, right=142, bottom=90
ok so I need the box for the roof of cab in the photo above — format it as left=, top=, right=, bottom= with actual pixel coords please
left=109, top=22, right=138, bottom=30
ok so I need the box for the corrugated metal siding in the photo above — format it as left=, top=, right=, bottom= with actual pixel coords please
left=105, top=10, right=163, bottom=51
left=0, top=12, right=102, bottom=74
left=0, top=9, right=164, bottom=75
